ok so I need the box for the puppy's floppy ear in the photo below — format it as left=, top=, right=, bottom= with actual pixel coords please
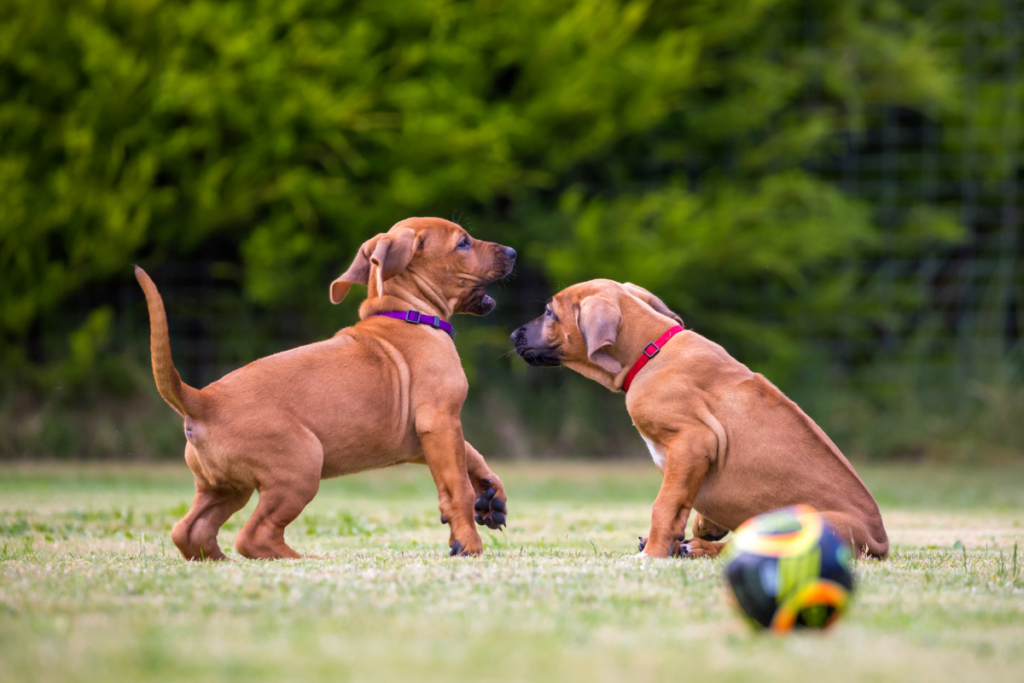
left=577, top=296, right=623, bottom=374
left=622, top=282, right=683, bottom=326
left=330, top=229, right=419, bottom=304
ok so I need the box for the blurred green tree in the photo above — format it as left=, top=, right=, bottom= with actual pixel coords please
left=0, top=0, right=1019, bottom=459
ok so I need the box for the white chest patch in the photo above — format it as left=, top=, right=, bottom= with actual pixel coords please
left=640, top=435, right=667, bottom=472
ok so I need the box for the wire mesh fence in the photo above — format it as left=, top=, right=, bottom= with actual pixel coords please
left=3, top=0, right=1022, bottom=461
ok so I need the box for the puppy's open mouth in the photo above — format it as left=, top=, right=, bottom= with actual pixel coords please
left=462, top=257, right=513, bottom=316
left=479, top=291, right=497, bottom=315
left=461, top=287, right=497, bottom=316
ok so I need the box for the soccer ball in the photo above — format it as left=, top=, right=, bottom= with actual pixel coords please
left=724, top=505, right=854, bottom=633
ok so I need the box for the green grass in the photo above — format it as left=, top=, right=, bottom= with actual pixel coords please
left=1, top=461, right=1023, bottom=683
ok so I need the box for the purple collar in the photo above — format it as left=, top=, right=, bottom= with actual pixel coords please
left=374, top=310, right=456, bottom=338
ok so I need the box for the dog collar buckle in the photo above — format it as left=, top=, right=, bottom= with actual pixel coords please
left=374, top=310, right=457, bottom=339
left=622, top=325, right=685, bottom=392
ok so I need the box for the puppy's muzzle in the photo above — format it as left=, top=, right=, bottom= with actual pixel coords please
left=494, top=246, right=516, bottom=279
left=510, top=325, right=561, bottom=367
left=460, top=246, right=516, bottom=316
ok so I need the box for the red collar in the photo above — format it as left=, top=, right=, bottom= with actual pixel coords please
left=622, top=325, right=685, bottom=392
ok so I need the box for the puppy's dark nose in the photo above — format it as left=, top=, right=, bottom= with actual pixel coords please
left=503, top=247, right=517, bottom=262
left=510, top=327, right=523, bottom=343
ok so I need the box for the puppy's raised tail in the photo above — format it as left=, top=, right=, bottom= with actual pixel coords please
left=134, top=266, right=203, bottom=418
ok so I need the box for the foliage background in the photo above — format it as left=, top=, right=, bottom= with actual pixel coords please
left=1, top=0, right=1021, bottom=461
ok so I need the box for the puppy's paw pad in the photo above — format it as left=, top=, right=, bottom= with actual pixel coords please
left=474, top=488, right=495, bottom=513
left=474, top=487, right=508, bottom=530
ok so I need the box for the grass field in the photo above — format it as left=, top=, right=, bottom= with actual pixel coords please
left=1, top=461, right=1023, bottom=683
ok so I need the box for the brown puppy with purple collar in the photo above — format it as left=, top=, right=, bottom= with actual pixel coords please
left=137, top=217, right=514, bottom=560
left=511, top=279, right=888, bottom=560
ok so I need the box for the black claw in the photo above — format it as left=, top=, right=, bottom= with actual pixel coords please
left=638, top=536, right=647, bottom=553
left=475, top=513, right=484, bottom=525
left=490, top=512, right=506, bottom=528
left=450, top=540, right=464, bottom=557
left=490, top=497, right=506, bottom=513
left=440, top=515, right=448, bottom=524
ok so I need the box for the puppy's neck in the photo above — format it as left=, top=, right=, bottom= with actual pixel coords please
left=357, top=268, right=454, bottom=321
left=581, top=298, right=682, bottom=393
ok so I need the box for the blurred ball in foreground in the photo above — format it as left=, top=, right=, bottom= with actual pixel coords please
left=725, top=505, right=854, bottom=633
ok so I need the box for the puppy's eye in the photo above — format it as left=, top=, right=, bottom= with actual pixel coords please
left=456, top=236, right=471, bottom=250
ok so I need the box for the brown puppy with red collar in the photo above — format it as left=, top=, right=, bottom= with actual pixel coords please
left=511, top=279, right=888, bottom=559
left=136, top=217, right=514, bottom=560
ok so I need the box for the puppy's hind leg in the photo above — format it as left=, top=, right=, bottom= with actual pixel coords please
left=819, top=510, right=889, bottom=559
left=172, top=483, right=253, bottom=561
left=676, top=538, right=726, bottom=559
left=235, top=434, right=323, bottom=560
left=692, top=513, right=729, bottom=542
left=677, top=513, right=729, bottom=558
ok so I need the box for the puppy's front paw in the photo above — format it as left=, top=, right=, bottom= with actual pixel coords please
left=473, top=482, right=507, bottom=530
left=448, top=535, right=483, bottom=557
